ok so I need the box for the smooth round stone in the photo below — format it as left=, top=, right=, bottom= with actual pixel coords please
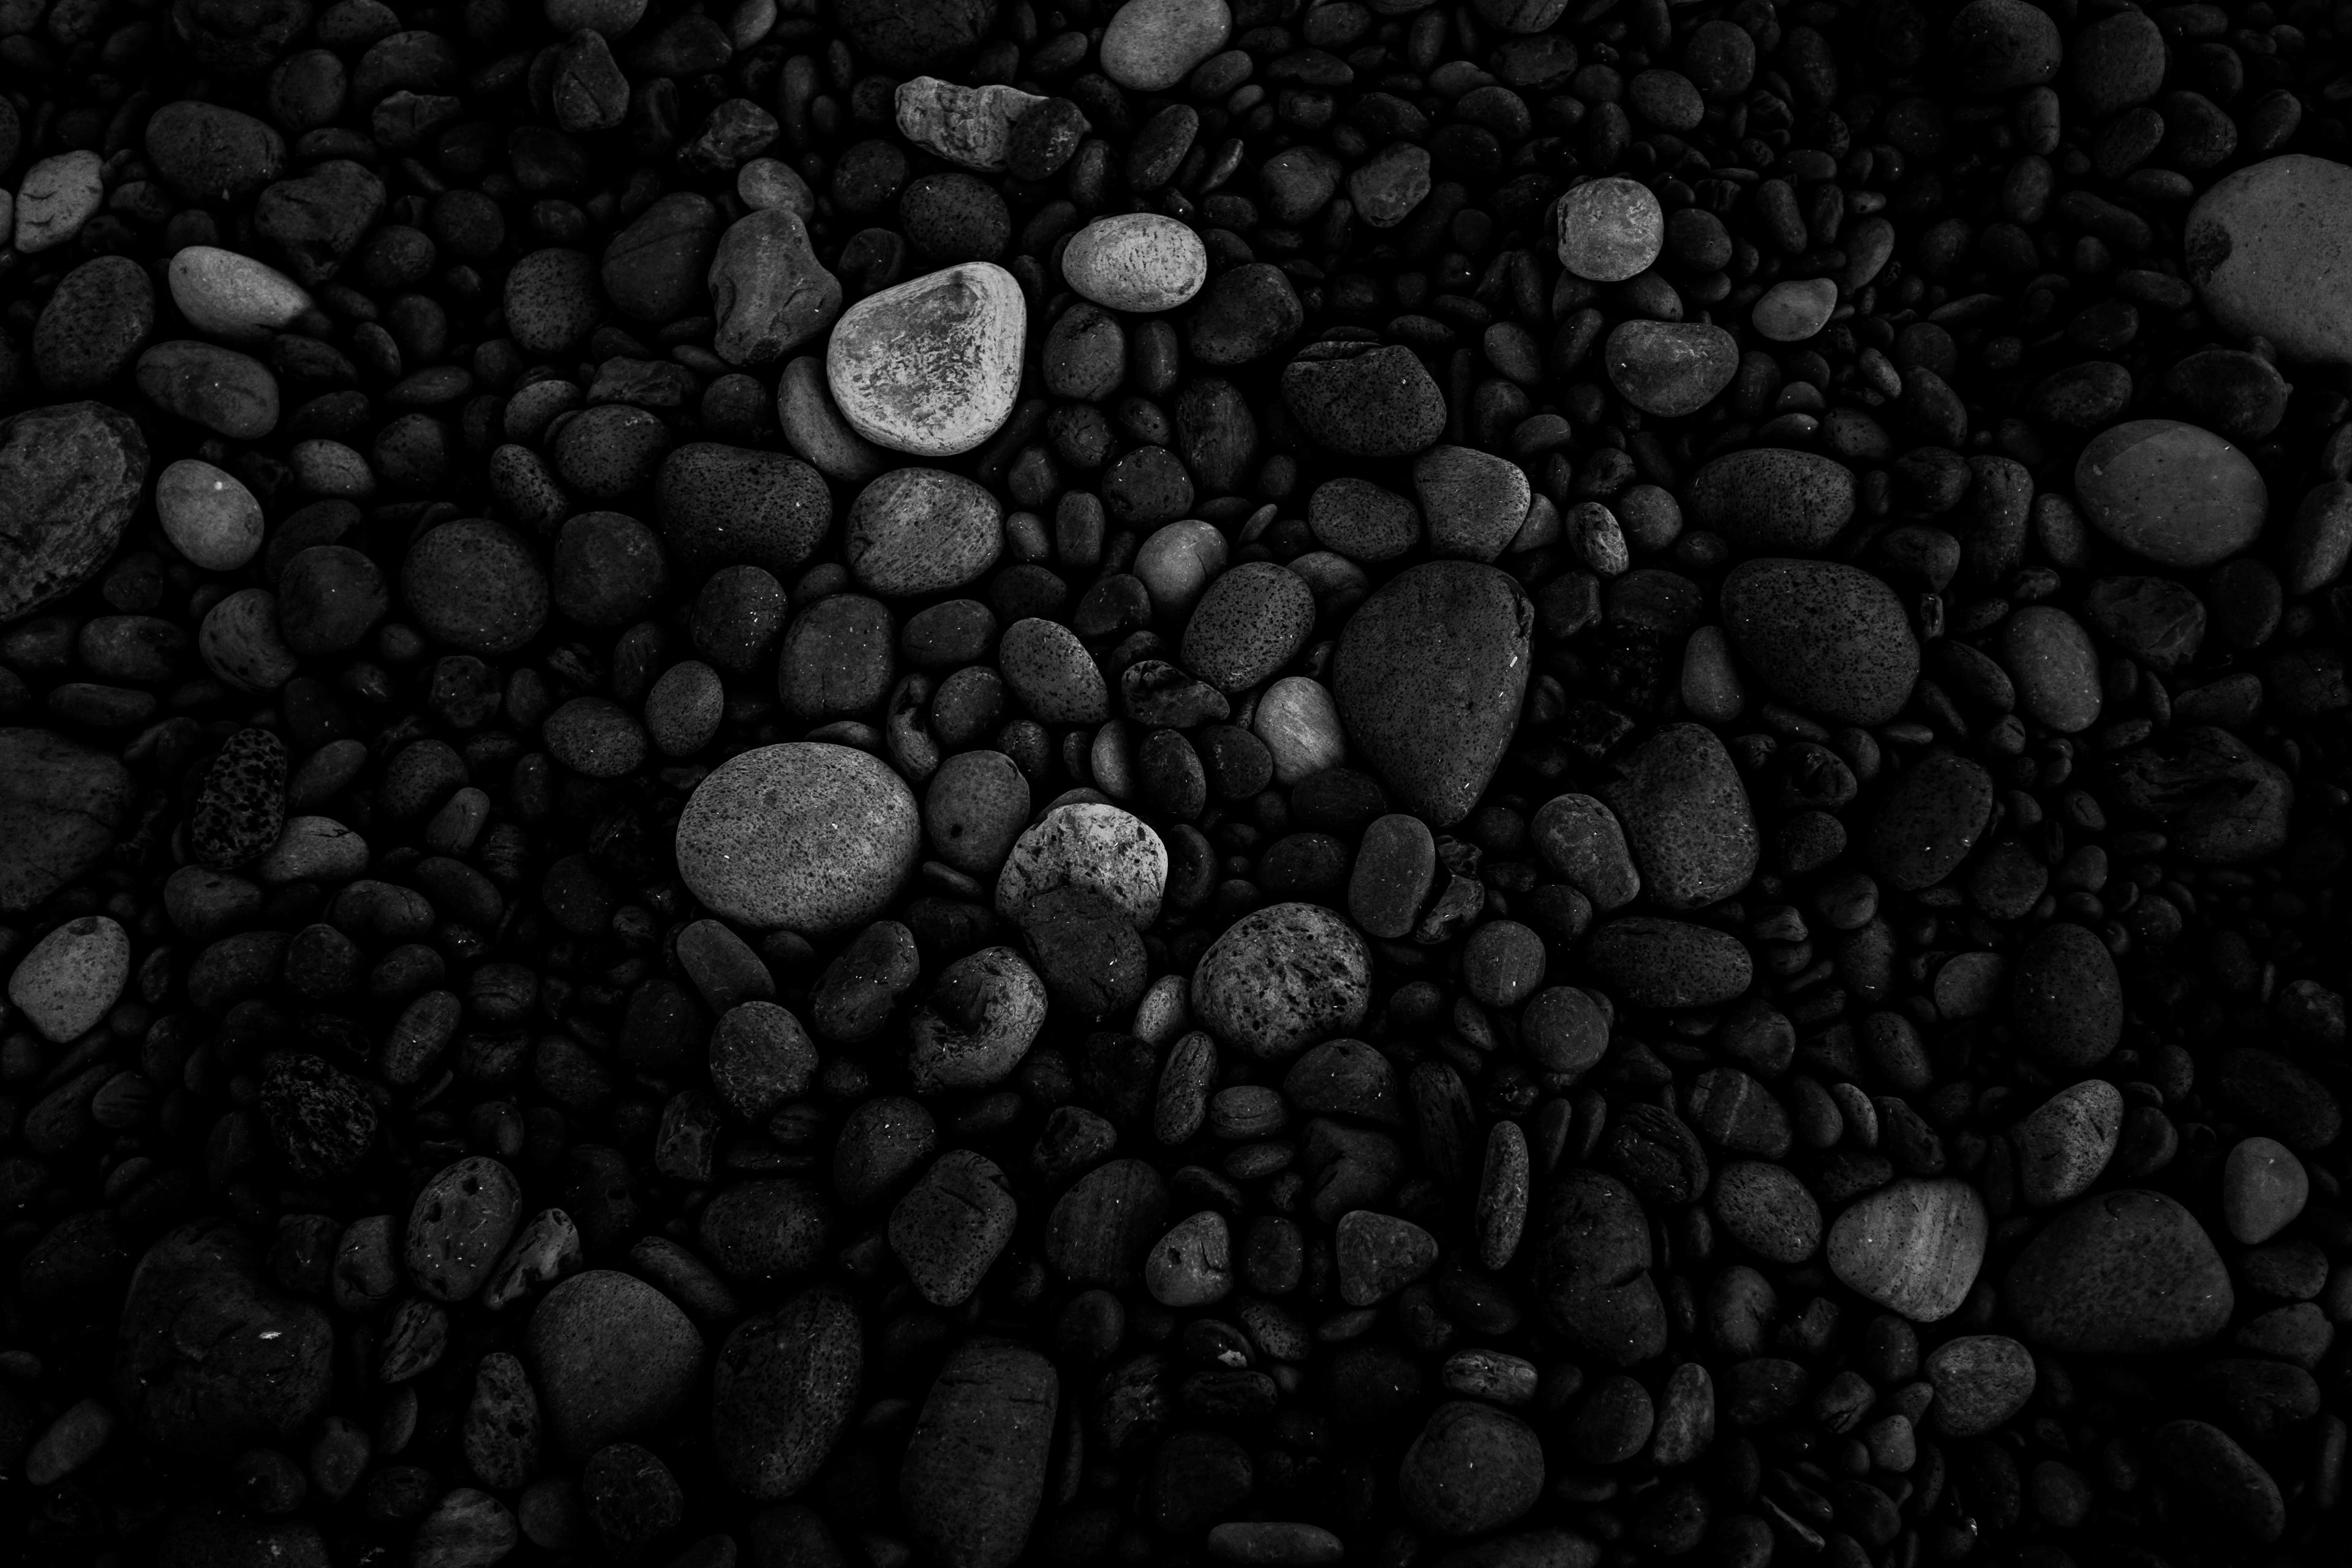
left=1711, top=1161, right=1820, bottom=1263
left=6, top=913, right=129, bottom=1042
left=1924, top=1335, right=2036, bottom=1437
left=1349, top=141, right=1433, bottom=228
left=995, top=802, right=1166, bottom=928
left=1145, top=1210, right=1233, bottom=1308
left=845, top=467, right=1002, bottom=596
left=710, top=1290, right=861, bottom=1502
left=1999, top=605, right=2102, bottom=733
left=1061, top=214, right=1207, bottom=312
left=1719, top=558, right=1919, bottom=725
left=1133, top=519, right=1230, bottom=616
left=2009, top=921, right=2121, bottom=1069
left=1414, top=445, right=1532, bottom=563
left=1555, top=177, right=1663, bottom=282
left=1687, top=448, right=1855, bottom=553
left=1866, top=752, right=1993, bottom=892
left=1191, top=902, right=1371, bottom=1060
left=404, top=1156, right=522, bottom=1302
left=2010, top=1079, right=2124, bottom=1208
left=891, top=1150, right=1019, bottom=1306
left=907, top=948, right=1049, bottom=1092
left=1826, top=1177, right=1987, bottom=1322
left=167, top=246, right=312, bottom=340
left=1531, top=794, right=1639, bottom=911
left=1099, top=0, right=1232, bottom=91
left=1750, top=277, right=1839, bottom=342
left=1583, top=917, right=1752, bottom=1009
left=1332, top=562, right=1531, bottom=827
left=1254, top=676, right=1346, bottom=786
left=998, top=618, right=1109, bottom=723
left=1599, top=723, right=1757, bottom=910
left=1182, top=561, right=1314, bottom=692
left=526, top=1271, right=703, bottom=1455
left=738, top=157, right=815, bottom=216
left=2074, top=419, right=2267, bottom=568
left=1947, top=0, right=2062, bottom=91
left=2004, top=1189, right=2234, bottom=1352
left=2187, top=155, right=2352, bottom=366
left=2150, top=1420, right=2285, bottom=1544
left=403, top=519, right=548, bottom=655
left=199, top=588, right=297, bottom=692
left=1310, top=478, right=1420, bottom=563
left=676, top=743, right=921, bottom=933
left=1605, top=321, right=1738, bottom=416
left=827, top=262, right=1025, bottom=457
left=900, top=1342, right=1059, bottom=1568
left=2222, top=1136, right=2309, bottom=1244
left=1398, top=1402, right=1545, bottom=1536
left=1280, top=342, right=1447, bottom=457
left=157, top=459, right=265, bottom=571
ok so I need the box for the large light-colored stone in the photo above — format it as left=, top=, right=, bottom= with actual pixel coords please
left=1061, top=214, right=1208, bottom=312
left=895, top=77, right=1047, bottom=171
left=2187, top=154, right=2352, bottom=364
left=827, top=262, right=1025, bottom=457
left=677, top=743, right=921, bottom=932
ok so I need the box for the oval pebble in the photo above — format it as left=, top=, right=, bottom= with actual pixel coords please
left=2074, top=419, right=2267, bottom=568
left=1061, top=213, right=1207, bottom=312
left=1191, top=902, right=1371, bottom=1061
left=676, top=743, right=922, bottom=933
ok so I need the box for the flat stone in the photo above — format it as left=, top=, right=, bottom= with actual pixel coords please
left=891, top=1150, right=1019, bottom=1306
left=2000, top=605, right=2102, bottom=733
left=2150, top=1420, right=2285, bottom=1543
left=676, top=742, right=921, bottom=933
left=1335, top=1210, right=1438, bottom=1305
left=157, top=459, right=265, bottom=572
left=827, top=262, right=1025, bottom=457
left=1062, top=213, right=1208, bottom=312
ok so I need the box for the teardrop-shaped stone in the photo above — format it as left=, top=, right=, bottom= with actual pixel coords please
left=1332, top=562, right=1532, bottom=826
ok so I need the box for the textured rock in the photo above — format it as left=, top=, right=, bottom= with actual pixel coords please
left=0, top=402, right=150, bottom=622
left=2006, top=1191, right=2234, bottom=1352
left=2187, top=154, right=2352, bottom=365
left=677, top=744, right=922, bottom=933
left=827, top=262, right=1025, bottom=456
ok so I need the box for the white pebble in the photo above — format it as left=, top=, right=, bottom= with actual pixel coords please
left=1555, top=176, right=1662, bottom=283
